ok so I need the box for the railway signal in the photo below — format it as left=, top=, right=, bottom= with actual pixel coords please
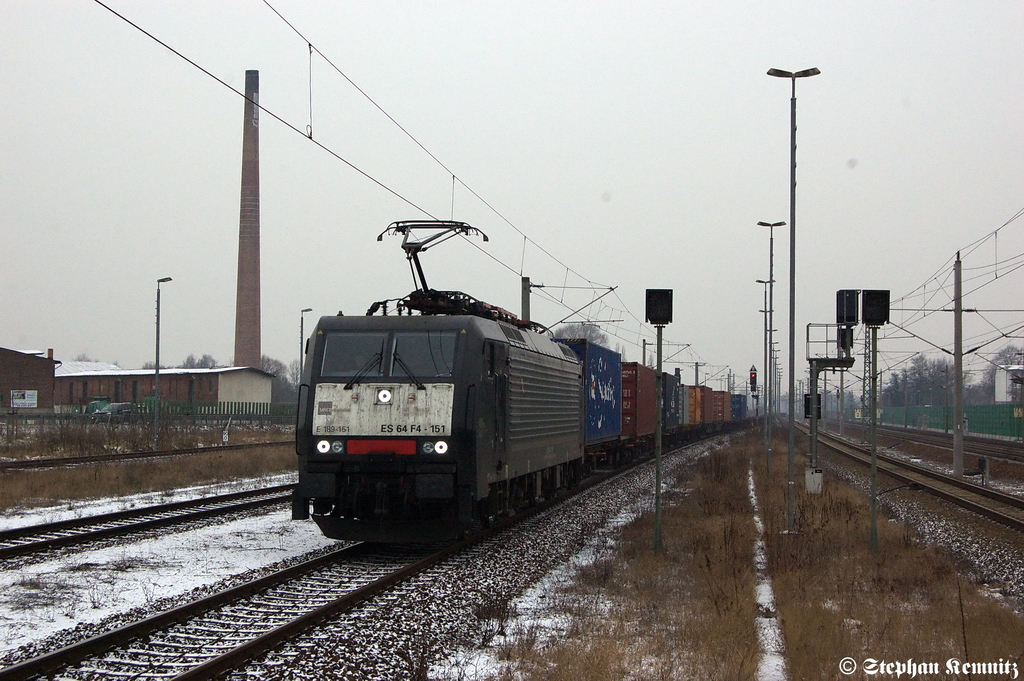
left=864, top=289, right=890, bottom=553
left=645, top=288, right=673, bottom=553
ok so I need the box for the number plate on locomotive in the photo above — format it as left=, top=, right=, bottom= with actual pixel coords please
left=312, top=383, right=454, bottom=436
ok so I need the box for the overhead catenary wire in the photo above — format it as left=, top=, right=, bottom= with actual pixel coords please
left=260, top=0, right=609, bottom=294
left=263, top=0, right=653, bottom=350
left=90, top=0, right=436, bottom=220
left=92, top=0, right=626, bottom=344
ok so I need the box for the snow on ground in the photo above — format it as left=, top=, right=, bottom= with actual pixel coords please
left=0, top=475, right=337, bottom=657
left=431, top=441, right=723, bottom=680
left=430, top=502, right=641, bottom=680
left=0, top=472, right=297, bottom=532
left=748, top=467, right=788, bottom=681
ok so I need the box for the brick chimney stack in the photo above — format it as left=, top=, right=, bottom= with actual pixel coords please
left=233, top=70, right=261, bottom=368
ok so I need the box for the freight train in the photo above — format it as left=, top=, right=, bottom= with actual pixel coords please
left=292, top=220, right=746, bottom=542
left=292, top=312, right=746, bottom=541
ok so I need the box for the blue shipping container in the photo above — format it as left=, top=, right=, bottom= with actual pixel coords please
left=731, top=394, right=747, bottom=420
left=556, top=339, right=622, bottom=445
left=662, top=371, right=682, bottom=430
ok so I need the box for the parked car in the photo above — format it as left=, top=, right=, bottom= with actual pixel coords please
left=90, top=402, right=136, bottom=423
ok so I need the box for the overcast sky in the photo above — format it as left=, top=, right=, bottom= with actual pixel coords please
left=3, top=1, right=1022, bottom=394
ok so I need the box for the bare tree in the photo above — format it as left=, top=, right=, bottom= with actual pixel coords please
left=179, top=354, right=218, bottom=369
left=262, top=355, right=297, bottom=403
left=552, top=323, right=610, bottom=347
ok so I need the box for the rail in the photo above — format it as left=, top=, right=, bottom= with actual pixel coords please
left=809, top=426, right=1024, bottom=534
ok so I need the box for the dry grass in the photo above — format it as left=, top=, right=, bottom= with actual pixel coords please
left=490, top=440, right=762, bottom=680
left=483, top=431, right=1024, bottom=680
left=1, top=417, right=291, bottom=460
left=0, top=443, right=296, bottom=511
left=753, top=431, right=1024, bottom=680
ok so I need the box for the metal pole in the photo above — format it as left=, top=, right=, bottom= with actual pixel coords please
left=953, top=252, right=965, bottom=476
left=757, top=221, right=781, bottom=464
left=768, top=227, right=774, bottom=442
left=809, top=362, right=819, bottom=467
left=903, top=367, right=909, bottom=429
left=654, top=324, right=664, bottom=552
left=153, top=277, right=171, bottom=451
left=762, top=282, right=769, bottom=453
left=782, top=78, right=798, bottom=524
left=521, top=276, right=531, bottom=324
left=300, top=308, right=312, bottom=377
left=839, top=370, right=845, bottom=437
left=870, top=325, right=879, bottom=552
left=154, top=285, right=161, bottom=451
left=768, top=68, right=819, bottom=531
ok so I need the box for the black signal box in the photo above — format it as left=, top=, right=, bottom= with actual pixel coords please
left=804, top=392, right=822, bottom=419
left=645, top=289, right=673, bottom=325
left=862, top=290, right=890, bottom=326
left=836, top=289, right=859, bottom=325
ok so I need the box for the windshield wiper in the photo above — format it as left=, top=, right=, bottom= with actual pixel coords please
left=392, top=351, right=426, bottom=390
left=344, top=353, right=382, bottom=390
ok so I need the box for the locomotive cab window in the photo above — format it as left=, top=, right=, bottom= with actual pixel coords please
left=321, top=332, right=388, bottom=377
left=320, top=330, right=458, bottom=379
left=390, top=331, right=458, bottom=377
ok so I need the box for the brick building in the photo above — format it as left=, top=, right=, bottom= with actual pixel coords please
left=0, top=347, right=59, bottom=413
left=54, top=367, right=273, bottom=412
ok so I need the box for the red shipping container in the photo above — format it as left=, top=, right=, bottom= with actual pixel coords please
left=621, top=362, right=657, bottom=437
left=711, top=391, right=729, bottom=422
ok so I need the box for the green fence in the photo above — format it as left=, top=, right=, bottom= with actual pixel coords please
left=141, top=400, right=297, bottom=417
left=846, top=404, right=1024, bottom=439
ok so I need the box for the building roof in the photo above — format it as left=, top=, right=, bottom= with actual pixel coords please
left=54, top=366, right=274, bottom=379
left=55, top=361, right=123, bottom=375
left=0, top=347, right=59, bottom=363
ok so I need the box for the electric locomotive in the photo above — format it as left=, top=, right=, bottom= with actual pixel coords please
left=293, top=221, right=585, bottom=542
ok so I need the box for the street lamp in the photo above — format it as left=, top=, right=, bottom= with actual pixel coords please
left=768, top=66, right=820, bottom=532
left=300, top=308, right=313, bottom=378
left=154, top=276, right=172, bottom=451
left=756, top=278, right=774, bottom=467
left=761, top=219, right=782, bottom=450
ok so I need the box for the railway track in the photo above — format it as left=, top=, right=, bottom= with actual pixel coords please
left=0, top=434, right=679, bottom=680
left=827, top=421, right=1024, bottom=465
left=814, top=427, right=1024, bottom=533
left=0, top=484, right=293, bottom=560
left=0, top=542, right=381, bottom=680
left=0, top=504, right=529, bottom=680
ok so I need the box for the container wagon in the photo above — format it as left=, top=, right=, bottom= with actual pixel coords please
left=731, top=394, right=748, bottom=420
left=661, top=370, right=682, bottom=431
left=622, top=362, right=657, bottom=439
left=555, top=338, right=622, bottom=450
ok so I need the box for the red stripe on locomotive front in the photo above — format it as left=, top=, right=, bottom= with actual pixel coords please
left=347, top=439, right=417, bottom=455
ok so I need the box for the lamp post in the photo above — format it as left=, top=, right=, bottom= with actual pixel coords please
left=768, top=66, right=820, bottom=532
left=153, top=276, right=172, bottom=451
left=300, top=308, right=313, bottom=377
left=757, top=278, right=774, bottom=468
left=758, top=220, right=784, bottom=452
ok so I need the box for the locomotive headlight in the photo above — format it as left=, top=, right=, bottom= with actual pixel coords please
left=376, top=388, right=392, bottom=404
left=331, top=440, right=345, bottom=454
left=316, top=440, right=331, bottom=454
left=421, top=440, right=448, bottom=455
